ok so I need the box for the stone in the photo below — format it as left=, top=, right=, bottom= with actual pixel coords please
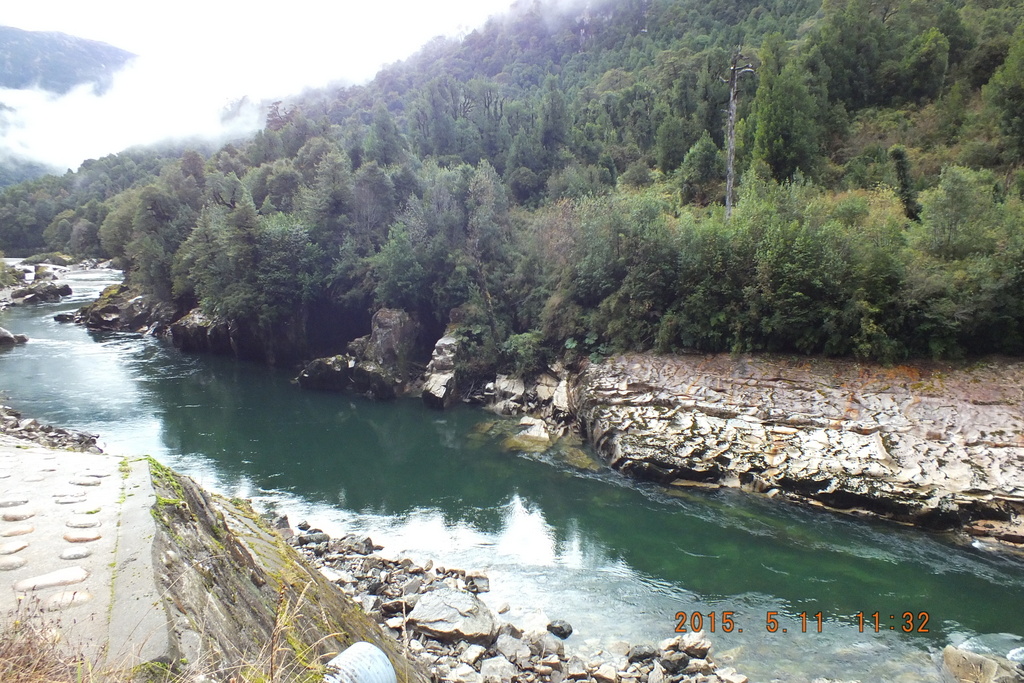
left=647, top=661, right=666, bottom=683
left=496, top=633, right=532, bottom=664
left=14, top=566, right=89, bottom=591
left=566, top=656, right=588, bottom=679
left=61, top=547, right=92, bottom=560
left=0, top=524, right=34, bottom=537
left=627, top=644, right=658, bottom=663
left=448, top=662, right=483, bottom=683
left=407, top=587, right=497, bottom=645
left=529, top=631, right=565, bottom=658
left=297, top=532, right=331, bottom=546
left=465, top=572, right=489, bottom=593
left=715, top=667, right=749, bottom=683
left=0, top=327, right=29, bottom=347
left=64, top=529, right=102, bottom=543
left=0, top=540, right=29, bottom=555
left=658, top=651, right=690, bottom=674
left=2, top=510, right=35, bottom=521
left=69, top=477, right=103, bottom=486
left=479, top=655, right=519, bottom=683
left=679, top=630, right=712, bottom=658
left=66, top=516, right=102, bottom=528
left=46, top=590, right=93, bottom=611
left=547, top=619, right=573, bottom=639
left=460, top=644, right=487, bottom=666
left=0, top=556, right=27, bottom=570
left=0, top=497, right=29, bottom=508
left=593, top=663, right=618, bottom=683
left=942, top=645, right=1024, bottom=683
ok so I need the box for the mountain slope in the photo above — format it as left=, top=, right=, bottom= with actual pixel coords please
left=0, top=25, right=135, bottom=95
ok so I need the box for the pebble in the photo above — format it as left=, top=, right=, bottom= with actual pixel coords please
left=0, top=524, right=35, bottom=537
left=2, top=510, right=35, bottom=521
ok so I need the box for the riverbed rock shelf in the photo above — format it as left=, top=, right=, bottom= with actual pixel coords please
left=569, top=353, right=1024, bottom=546
left=287, top=522, right=749, bottom=683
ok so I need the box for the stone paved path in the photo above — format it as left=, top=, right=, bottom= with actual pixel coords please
left=0, top=434, right=168, bottom=674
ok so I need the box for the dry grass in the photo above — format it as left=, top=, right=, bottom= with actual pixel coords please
left=0, top=597, right=94, bottom=683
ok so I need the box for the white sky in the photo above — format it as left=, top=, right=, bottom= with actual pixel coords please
left=0, top=0, right=513, bottom=170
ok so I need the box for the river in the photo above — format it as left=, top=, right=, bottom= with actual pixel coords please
left=2, top=264, right=1023, bottom=682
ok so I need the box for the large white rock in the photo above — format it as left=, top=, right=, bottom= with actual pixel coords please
left=407, top=587, right=496, bottom=645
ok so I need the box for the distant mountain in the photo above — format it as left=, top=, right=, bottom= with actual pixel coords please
left=0, top=25, right=135, bottom=94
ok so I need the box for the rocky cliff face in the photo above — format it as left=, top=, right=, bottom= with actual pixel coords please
left=571, top=353, right=1024, bottom=546
left=149, top=462, right=430, bottom=682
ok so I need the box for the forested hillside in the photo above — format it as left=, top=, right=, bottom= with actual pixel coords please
left=2, top=0, right=1023, bottom=372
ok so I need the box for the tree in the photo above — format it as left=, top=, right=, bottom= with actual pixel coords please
left=984, top=27, right=1024, bottom=161
left=751, top=35, right=821, bottom=182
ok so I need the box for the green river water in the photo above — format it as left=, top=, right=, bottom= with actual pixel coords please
left=1, top=265, right=1023, bottom=682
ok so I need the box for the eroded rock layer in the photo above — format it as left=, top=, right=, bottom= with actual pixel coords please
left=572, top=353, right=1024, bottom=544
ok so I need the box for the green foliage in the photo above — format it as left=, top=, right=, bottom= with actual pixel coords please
left=984, top=26, right=1024, bottom=161
left=2, top=0, right=1023, bottom=371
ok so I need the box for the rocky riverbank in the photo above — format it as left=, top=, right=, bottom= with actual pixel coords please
left=0, top=404, right=101, bottom=451
left=283, top=519, right=750, bottom=683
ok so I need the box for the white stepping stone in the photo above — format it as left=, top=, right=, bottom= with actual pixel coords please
left=14, top=566, right=89, bottom=591
left=0, top=540, right=28, bottom=555
left=63, top=530, right=101, bottom=543
left=2, top=510, right=35, bottom=522
left=60, top=547, right=92, bottom=560
left=0, top=556, right=27, bottom=571
left=0, top=525, right=34, bottom=537
left=68, top=478, right=102, bottom=487
left=54, top=494, right=87, bottom=504
left=0, top=497, right=29, bottom=508
left=23, top=475, right=44, bottom=483
left=66, top=517, right=101, bottom=529
left=46, top=590, right=93, bottom=611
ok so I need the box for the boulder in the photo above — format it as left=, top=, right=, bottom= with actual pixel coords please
left=478, top=656, right=519, bottom=683
left=407, top=587, right=497, bottom=645
left=943, top=645, right=1024, bottom=683
left=0, top=327, right=28, bottom=347
left=297, top=355, right=354, bottom=391
left=547, top=619, right=573, bottom=639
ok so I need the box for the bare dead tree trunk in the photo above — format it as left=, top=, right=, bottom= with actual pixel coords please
left=724, top=48, right=755, bottom=221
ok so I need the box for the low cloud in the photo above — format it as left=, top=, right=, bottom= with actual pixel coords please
left=0, top=54, right=267, bottom=171
left=0, top=0, right=514, bottom=171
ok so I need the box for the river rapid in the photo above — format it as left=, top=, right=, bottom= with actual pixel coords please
left=2, top=264, right=1023, bottom=683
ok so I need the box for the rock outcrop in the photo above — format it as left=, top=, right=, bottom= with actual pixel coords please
left=572, top=353, right=1024, bottom=544
left=423, top=334, right=459, bottom=408
left=298, top=308, right=422, bottom=399
left=169, top=308, right=233, bottom=355
left=9, top=280, right=72, bottom=304
left=76, top=283, right=176, bottom=334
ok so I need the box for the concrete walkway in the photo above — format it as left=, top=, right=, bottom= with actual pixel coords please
left=0, top=435, right=168, bottom=674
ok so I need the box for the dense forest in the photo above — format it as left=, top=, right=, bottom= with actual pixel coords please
left=2, top=0, right=1024, bottom=375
